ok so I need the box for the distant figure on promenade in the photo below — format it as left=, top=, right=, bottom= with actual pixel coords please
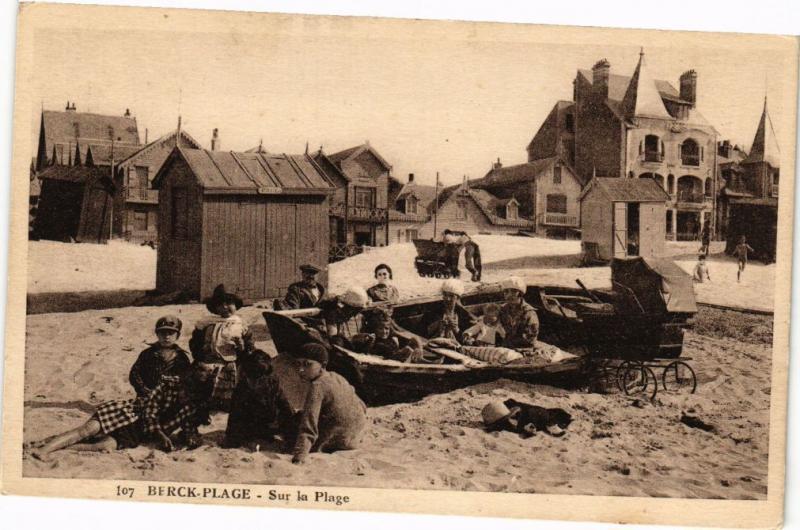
left=692, top=255, right=711, bottom=283
left=733, top=235, right=755, bottom=283
left=367, top=263, right=400, bottom=304
left=700, top=224, right=711, bottom=256
left=275, top=264, right=326, bottom=310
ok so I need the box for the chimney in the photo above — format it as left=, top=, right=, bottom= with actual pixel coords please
left=493, top=157, right=502, bottom=170
left=408, top=173, right=414, bottom=183
left=592, top=59, right=610, bottom=98
left=679, top=70, right=697, bottom=107
left=124, top=108, right=131, bottom=117
left=211, top=128, right=220, bottom=151
left=65, top=101, right=76, bottom=112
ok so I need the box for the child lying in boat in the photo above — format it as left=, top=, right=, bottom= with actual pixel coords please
left=351, top=308, right=425, bottom=363
left=29, top=363, right=218, bottom=461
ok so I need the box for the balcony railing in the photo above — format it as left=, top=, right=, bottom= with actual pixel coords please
left=125, top=187, right=159, bottom=203
left=676, top=190, right=705, bottom=204
left=643, top=151, right=663, bottom=163
left=540, top=212, right=578, bottom=227
left=681, top=154, right=701, bottom=167
left=329, top=204, right=388, bottom=222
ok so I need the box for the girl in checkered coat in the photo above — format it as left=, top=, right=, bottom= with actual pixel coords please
left=29, top=363, right=218, bottom=461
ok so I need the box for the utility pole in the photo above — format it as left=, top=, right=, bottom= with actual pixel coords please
left=433, top=172, right=440, bottom=237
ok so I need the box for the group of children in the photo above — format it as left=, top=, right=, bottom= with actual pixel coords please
left=29, top=283, right=367, bottom=465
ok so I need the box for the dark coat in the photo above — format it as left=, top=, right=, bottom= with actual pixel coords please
left=128, top=344, right=192, bottom=397
left=276, top=281, right=326, bottom=310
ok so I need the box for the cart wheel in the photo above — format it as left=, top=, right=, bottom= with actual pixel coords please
left=434, top=272, right=441, bottom=278
left=615, top=360, right=632, bottom=392
left=621, top=364, right=657, bottom=401
left=661, top=361, right=697, bottom=394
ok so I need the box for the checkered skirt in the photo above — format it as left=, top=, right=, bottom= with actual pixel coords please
left=93, top=399, right=143, bottom=434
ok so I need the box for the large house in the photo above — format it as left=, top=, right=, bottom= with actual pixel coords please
left=314, top=143, right=392, bottom=251
left=471, top=156, right=583, bottom=237
left=388, top=173, right=439, bottom=243
left=32, top=103, right=143, bottom=242
left=717, top=97, right=780, bottom=261
left=528, top=51, right=719, bottom=241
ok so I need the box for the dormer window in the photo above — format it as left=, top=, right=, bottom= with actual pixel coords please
left=406, top=196, right=417, bottom=214
left=506, top=202, right=518, bottom=219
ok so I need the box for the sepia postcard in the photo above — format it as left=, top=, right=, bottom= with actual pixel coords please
left=1, top=2, right=798, bottom=528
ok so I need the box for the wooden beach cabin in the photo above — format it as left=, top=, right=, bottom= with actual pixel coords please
left=33, top=165, right=116, bottom=243
left=152, top=147, right=336, bottom=301
left=579, top=177, right=669, bottom=262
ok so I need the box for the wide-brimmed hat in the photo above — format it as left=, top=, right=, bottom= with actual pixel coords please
left=299, top=264, right=321, bottom=275
left=481, top=400, right=516, bottom=429
left=155, top=314, right=182, bottom=333
left=203, top=284, right=244, bottom=313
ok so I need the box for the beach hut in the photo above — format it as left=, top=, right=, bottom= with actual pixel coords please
left=579, top=177, right=669, bottom=262
left=152, top=147, right=336, bottom=302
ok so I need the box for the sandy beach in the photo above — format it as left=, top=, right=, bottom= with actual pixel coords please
left=21, top=301, right=771, bottom=500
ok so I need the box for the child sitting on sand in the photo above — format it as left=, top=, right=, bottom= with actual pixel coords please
left=292, top=343, right=367, bottom=464
left=129, top=315, right=192, bottom=397
left=462, top=304, right=505, bottom=346
left=692, top=255, right=711, bottom=283
left=29, top=363, right=218, bottom=461
left=190, top=284, right=256, bottom=411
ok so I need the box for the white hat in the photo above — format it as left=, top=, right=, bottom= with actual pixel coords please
left=481, top=400, right=514, bottom=427
left=340, top=286, right=369, bottom=308
left=501, top=276, right=526, bottom=294
left=441, top=278, right=464, bottom=297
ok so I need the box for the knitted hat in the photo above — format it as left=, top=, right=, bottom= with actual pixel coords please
left=297, top=342, right=329, bottom=365
left=340, top=286, right=369, bottom=309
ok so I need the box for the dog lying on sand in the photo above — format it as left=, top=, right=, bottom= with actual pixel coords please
left=499, top=398, right=573, bottom=438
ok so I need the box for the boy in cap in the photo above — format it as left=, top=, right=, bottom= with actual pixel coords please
left=498, top=276, right=539, bottom=348
left=276, top=264, right=326, bottom=310
left=129, top=315, right=192, bottom=397
left=291, top=343, right=367, bottom=464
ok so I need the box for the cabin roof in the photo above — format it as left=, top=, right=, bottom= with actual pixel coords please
left=580, top=177, right=670, bottom=202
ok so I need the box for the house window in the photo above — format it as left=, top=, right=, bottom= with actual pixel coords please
left=564, top=114, right=574, bottom=133
left=553, top=166, right=562, bottom=184
left=406, top=229, right=418, bottom=242
left=456, top=200, right=468, bottom=220
left=406, top=197, right=417, bottom=214
left=133, top=210, right=148, bottom=231
left=546, top=194, right=567, bottom=214
left=643, top=135, right=662, bottom=162
left=666, top=210, right=673, bottom=234
left=354, top=187, right=375, bottom=208
left=681, top=139, right=701, bottom=166
left=135, top=166, right=149, bottom=188
left=507, top=203, right=518, bottom=219
left=667, top=174, right=675, bottom=195
left=171, top=187, right=189, bottom=240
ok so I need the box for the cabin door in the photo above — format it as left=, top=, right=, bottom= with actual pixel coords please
left=613, top=202, right=628, bottom=258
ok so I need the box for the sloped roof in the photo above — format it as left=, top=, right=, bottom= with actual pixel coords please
left=578, top=69, right=684, bottom=104
left=154, top=147, right=335, bottom=195
left=116, top=129, right=202, bottom=168
left=85, top=143, right=143, bottom=166
left=580, top=177, right=670, bottom=202
left=474, top=157, right=555, bottom=188
left=37, top=164, right=110, bottom=184
left=397, top=182, right=439, bottom=208
left=466, top=189, right=535, bottom=228
left=327, top=143, right=392, bottom=172
left=620, top=52, right=671, bottom=119
left=311, top=150, right=350, bottom=186
left=743, top=97, right=780, bottom=167
left=41, top=109, right=140, bottom=162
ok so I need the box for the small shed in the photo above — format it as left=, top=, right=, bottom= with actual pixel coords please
left=33, top=165, right=115, bottom=243
left=152, top=147, right=336, bottom=302
left=579, top=177, right=669, bottom=261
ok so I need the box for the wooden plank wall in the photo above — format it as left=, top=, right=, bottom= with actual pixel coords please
left=155, top=156, right=203, bottom=298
